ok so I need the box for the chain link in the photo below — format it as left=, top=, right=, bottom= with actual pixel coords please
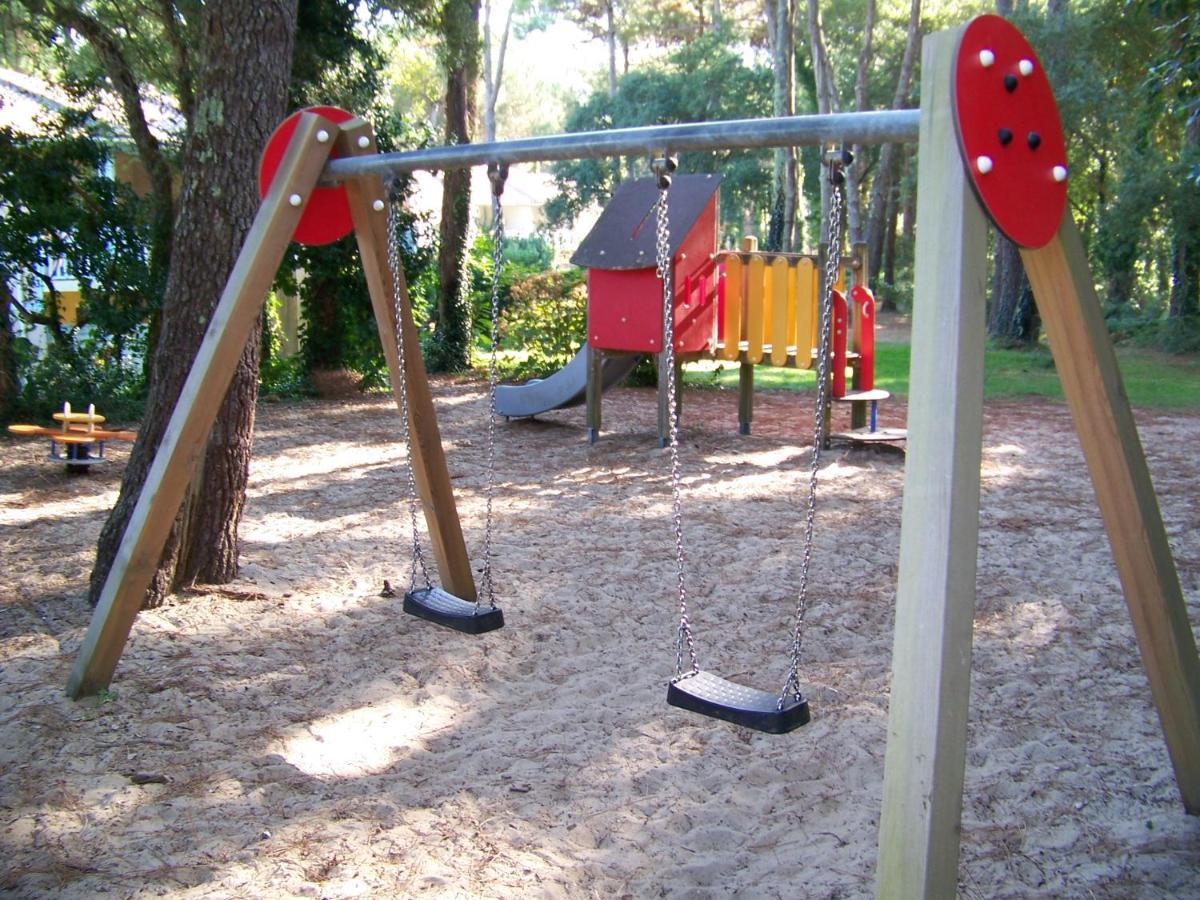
left=778, top=157, right=845, bottom=707
left=479, top=163, right=508, bottom=609
left=386, top=182, right=432, bottom=593
left=653, top=158, right=700, bottom=682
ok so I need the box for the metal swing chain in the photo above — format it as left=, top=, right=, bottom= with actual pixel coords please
left=386, top=181, right=433, bottom=593
left=478, top=162, right=509, bottom=610
left=654, top=157, right=700, bottom=682
left=779, top=152, right=846, bottom=707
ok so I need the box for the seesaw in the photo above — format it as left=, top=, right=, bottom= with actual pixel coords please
left=7, top=402, right=137, bottom=473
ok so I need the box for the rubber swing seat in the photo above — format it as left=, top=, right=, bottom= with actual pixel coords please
left=667, top=670, right=810, bottom=734
left=403, top=587, right=504, bottom=635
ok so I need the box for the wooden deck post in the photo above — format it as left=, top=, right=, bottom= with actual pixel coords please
left=1022, top=216, right=1200, bottom=813
left=66, top=112, right=338, bottom=698
left=875, top=26, right=988, bottom=898
left=335, top=121, right=476, bottom=603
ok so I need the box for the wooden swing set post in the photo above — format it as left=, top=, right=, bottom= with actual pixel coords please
left=66, top=112, right=341, bottom=699
left=67, top=113, right=478, bottom=698
left=1021, top=216, right=1200, bottom=810
left=334, top=119, right=476, bottom=602
left=875, top=26, right=989, bottom=897
left=877, top=20, right=1200, bottom=899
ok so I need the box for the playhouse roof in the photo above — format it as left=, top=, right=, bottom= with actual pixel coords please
left=570, top=173, right=721, bottom=270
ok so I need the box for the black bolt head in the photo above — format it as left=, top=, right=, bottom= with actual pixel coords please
left=1027, top=131, right=1042, bottom=150
left=1004, top=73, right=1018, bottom=92
left=998, top=128, right=1014, bottom=146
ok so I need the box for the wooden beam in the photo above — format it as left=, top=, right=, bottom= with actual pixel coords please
left=1022, top=215, right=1200, bottom=813
left=66, top=113, right=338, bottom=698
left=875, top=26, right=989, bottom=899
left=335, top=121, right=476, bottom=602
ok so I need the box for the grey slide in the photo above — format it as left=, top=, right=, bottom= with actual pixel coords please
left=495, top=347, right=641, bottom=418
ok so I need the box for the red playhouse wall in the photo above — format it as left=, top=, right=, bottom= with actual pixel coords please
left=587, top=196, right=719, bottom=355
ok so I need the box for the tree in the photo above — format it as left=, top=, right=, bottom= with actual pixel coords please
left=864, top=0, right=920, bottom=296
left=88, top=0, right=299, bottom=606
left=547, top=27, right=772, bottom=235
left=765, top=0, right=799, bottom=251
left=428, top=0, right=481, bottom=373
left=0, top=117, right=154, bottom=421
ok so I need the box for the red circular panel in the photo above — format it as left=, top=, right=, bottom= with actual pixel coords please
left=258, top=105, right=356, bottom=246
left=953, top=16, right=1068, bottom=248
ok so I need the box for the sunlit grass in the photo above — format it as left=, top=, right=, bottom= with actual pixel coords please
left=681, top=342, right=1200, bottom=409
left=490, top=341, right=1200, bottom=409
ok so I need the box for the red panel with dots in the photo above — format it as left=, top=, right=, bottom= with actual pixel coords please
left=953, top=16, right=1068, bottom=249
left=258, top=106, right=356, bottom=246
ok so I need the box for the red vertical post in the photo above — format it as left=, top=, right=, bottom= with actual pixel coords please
left=832, top=289, right=848, bottom=398
left=852, top=284, right=875, bottom=391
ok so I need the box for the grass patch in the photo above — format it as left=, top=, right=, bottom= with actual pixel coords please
left=682, top=341, right=1200, bottom=410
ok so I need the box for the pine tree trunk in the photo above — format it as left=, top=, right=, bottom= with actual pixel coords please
left=989, top=236, right=1037, bottom=345
left=0, top=285, right=16, bottom=420
left=431, top=0, right=480, bottom=373
left=88, top=0, right=298, bottom=608
left=865, top=0, right=920, bottom=280
left=1168, top=115, right=1199, bottom=321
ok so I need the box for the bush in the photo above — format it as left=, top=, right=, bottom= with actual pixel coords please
left=500, top=268, right=587, bottom=378
left=14, top=333, right=146, bottom=423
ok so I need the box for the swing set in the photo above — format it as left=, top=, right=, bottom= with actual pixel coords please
left=64, top=16, right=1198, bottom=899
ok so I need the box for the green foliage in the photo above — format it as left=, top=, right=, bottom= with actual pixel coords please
left=1, top=115, right=156, bottom=422
left=14, top=332, right=146, bottom=422
left=465, top=230, right=556, bottom=347
left=499, top=267, right=587, bottom=378
left=273, top=110, right=438, bottom=391
left=546, top=25, right=773, bottom=239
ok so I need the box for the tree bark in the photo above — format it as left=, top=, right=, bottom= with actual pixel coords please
left=1168, top=114, right=1199, bottom=320
left=88, top=0, right=298, bottom=607
left=989, top=235, right=1037, bottom=344
left=0, top=284, right=16, bottom=420
left=767, top=0, right=797, bottom=251
left=804, top=0, right=838, bottom=223
left=482, top=0, right=513, bottom=143
left=986, top=0, right=1035, bottom=346
left=845, top=0, right=876, bottom=243
left=606, top=1, right=618, bottom=97
left=865, top=0, right=920, bottom=280
left=431, top=0, right=480, bottom=373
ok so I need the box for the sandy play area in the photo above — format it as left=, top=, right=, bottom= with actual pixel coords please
left=2, top=378, right=1198, bottom=897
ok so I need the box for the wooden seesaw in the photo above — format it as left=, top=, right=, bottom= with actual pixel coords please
left=7, top=402, right=137, bottom=473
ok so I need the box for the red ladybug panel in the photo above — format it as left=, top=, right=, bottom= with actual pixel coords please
left=258, top=105, right=355, bottom=246
left=953, top=16, right=1068, bottom=249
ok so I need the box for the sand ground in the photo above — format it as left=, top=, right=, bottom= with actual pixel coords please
left=1, top=379, right=1198, bottom=898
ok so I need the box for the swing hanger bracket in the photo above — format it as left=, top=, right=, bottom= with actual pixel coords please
left=487, top=161, right=509, bottom=198
left=650, top=154, right=677, bottom=190
left=822, top=144, right=854, bottom=186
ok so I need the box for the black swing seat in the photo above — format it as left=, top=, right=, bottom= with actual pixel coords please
left=403, top=587, right=504, bottom=635
left=667, top=670, right=810, bottom=734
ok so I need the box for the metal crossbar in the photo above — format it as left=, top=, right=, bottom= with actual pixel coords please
left=324, top=110, right=920, bottom=180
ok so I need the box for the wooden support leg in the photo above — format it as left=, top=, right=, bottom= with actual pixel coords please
left=1023, top=215, right=1200, bottom=813
left=876, top=26, right=988, bottom=899
left=738, top=361, right=754, bottom=435
left=336, top=121, right=476, bottom=603
left=586, top=343, right=603, bottom=444
left=66, top=113, right=339, bottom=699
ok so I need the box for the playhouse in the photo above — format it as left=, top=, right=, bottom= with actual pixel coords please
left=572, top=173, right=899, bottom=444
